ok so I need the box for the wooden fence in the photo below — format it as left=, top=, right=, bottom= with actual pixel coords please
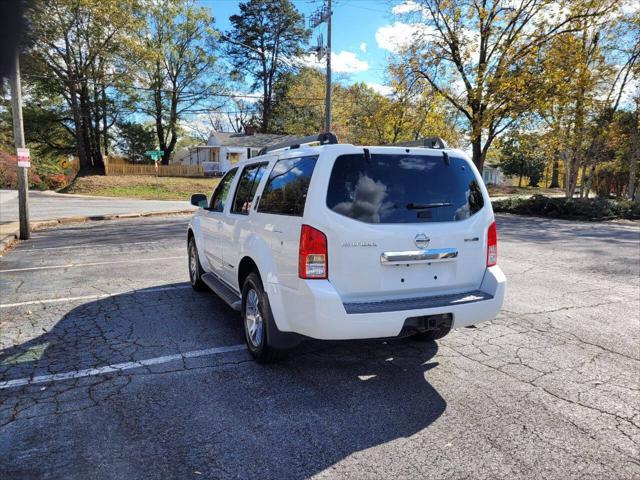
left=104, top=162, right=204, bottom=177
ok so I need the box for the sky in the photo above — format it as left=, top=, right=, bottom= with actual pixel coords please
left=197, top=0, right=411, bottom=95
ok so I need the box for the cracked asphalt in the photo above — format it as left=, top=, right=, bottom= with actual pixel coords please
left=0, top=214, right=638, bottom=479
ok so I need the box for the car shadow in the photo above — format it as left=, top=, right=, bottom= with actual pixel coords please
left=0, top=284, right=447, bottom=479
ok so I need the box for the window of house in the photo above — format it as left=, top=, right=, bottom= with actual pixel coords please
left=257, top=156, right=318, bottom=216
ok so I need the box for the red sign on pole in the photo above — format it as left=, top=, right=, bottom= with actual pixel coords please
left=17, top=148, right=30, bottom=168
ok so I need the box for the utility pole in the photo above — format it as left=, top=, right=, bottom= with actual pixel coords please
left=325, top=0, right=332, bottom=133
left=310, top=0, right=332, bottom=132
left=9, top=51, right=30, bottom=240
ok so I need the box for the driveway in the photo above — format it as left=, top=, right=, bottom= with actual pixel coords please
left=0, top=214, right=638, bottom=479
left=0, top=190, right=194, bottom=225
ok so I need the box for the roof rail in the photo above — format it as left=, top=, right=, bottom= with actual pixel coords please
left=257, top=132, right=338, bottom=156
left=387, top=136, right=448, bottom=149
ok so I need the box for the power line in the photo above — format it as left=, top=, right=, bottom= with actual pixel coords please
left=20, top=72, right=332, bottom=102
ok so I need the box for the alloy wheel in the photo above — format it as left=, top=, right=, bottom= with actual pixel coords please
left=245, top=288, right=264, bottom=347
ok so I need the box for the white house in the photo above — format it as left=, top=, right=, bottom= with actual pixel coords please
left=175, top=129, right=297, bottom=176
left=482, top=164, right=506, bottom=186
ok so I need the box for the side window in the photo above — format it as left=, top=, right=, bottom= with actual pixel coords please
left=231, top=163, right=268, bottom=215
left=258, top=156, right=318, bottom=216
left=209, top=167, right=238, bottom=212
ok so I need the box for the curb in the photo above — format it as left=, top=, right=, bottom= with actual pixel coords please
left=0, top=209, right=194, bottom=255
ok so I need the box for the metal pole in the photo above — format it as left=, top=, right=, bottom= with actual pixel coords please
left=9, top=51, right=30, bottom=240
left=325, top=0, right=332, bottom=133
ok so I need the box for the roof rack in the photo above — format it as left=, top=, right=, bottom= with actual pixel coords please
left=257, top=132, right=338, bottom=156
left=387, top=136, right=448, bottom=149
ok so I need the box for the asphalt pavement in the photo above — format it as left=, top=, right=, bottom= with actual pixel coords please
left=0, top=214, right=638, bottom=479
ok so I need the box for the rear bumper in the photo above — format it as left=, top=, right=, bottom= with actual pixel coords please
left=265, top=266, right=506, bottom=340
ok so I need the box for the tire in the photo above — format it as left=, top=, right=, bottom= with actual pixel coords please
left=411, top=326, right=451, bottom=342
left=188, top=236, right=207, bottom=291
left=241, top=272, right=285, bottom=363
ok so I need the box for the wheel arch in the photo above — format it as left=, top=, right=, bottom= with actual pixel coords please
left=238, top=256, right=260, bottom=290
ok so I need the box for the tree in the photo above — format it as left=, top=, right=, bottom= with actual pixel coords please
left=227, top=98, right=258, bottom=133
left=25, top=0, right=141, bottom=170
left=536, top=2, right=639, bottom=198
left=225, top=0, right=309, bottom=133
left=130, top=0, right=221, bottom=164
left=115, top=121, right=156, bottom=163
left=397, top=0, right=612, bottom=172
left=499, top=132, right=546, bottom=187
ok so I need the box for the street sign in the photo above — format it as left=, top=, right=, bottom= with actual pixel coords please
left=16, top=148, right=30, bottom=168
left=145, top=150, right=164, bottom=161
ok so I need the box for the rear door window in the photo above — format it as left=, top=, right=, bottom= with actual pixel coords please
left=326, top=153, right=484, bottom=223
left=231, top=163, right=268, bottom=215
left=257, top=156, right=318, bottom=216
left=209, top=167, right=238, bottom=212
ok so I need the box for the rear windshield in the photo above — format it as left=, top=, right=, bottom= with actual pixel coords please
left=326, top=153, right=484, bottom=223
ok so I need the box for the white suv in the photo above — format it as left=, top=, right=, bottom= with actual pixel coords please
left=187, top=134, right=505, bottom=362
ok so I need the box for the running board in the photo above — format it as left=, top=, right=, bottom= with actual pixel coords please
left=202, top=273, right=242, bottom=311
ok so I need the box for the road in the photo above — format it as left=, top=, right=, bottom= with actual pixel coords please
left=0, top=190, right=194, bottom=225
left=0, top=214, right=638, bottom=479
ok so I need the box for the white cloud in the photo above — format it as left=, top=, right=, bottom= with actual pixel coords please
left=621, top=0, right=640, bottom=15
left=332, top=50, right=370, bottom=73
left=359, top=42, right=367, bottom=53
left=299, top=50, right=369, bottom=73
left=391, top=1, right=427, bottom=15
left=375, top=21, right=434, bottom=54
left=366, top=82, right=393, bottom=96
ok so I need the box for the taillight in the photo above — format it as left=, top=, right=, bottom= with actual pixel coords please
left=487, top=221, right=498, bottom=267
left=299, top=225, right=328, bottom=279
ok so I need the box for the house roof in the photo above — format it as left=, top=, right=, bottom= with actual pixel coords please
left=209, top=132, right=300, bottom=148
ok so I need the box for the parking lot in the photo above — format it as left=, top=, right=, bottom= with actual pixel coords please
left=0, top=214, right=638, bottom=479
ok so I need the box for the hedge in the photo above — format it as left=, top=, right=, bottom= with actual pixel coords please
left=492, top=195, right=640, bottom=221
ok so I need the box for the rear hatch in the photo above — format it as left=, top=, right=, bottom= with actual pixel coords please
left=322, top=150, right=489, bottom=302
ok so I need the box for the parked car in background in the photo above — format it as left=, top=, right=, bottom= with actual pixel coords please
left=187, top=134, right=506, bottom=362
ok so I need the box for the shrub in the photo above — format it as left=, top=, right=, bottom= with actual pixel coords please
left=492, top=195, right=640, bottom=221
left=0, top=149, right=77, bottom=190
left=0, top=150, right=44, bottom=189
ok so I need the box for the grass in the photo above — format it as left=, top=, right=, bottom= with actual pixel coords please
left=62, top=174, right=220, bottom=201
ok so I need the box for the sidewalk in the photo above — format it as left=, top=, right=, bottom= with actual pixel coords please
left=0, top=190, right=195, bottom=252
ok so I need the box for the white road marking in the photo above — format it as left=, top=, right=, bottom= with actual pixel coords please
left=0, top=284, right=193, bottom=308
left=0, top=256, right=186, bottom=273
left=0, top=344, right=247, bottom=389
left=16, top=240, right=167, bottom=252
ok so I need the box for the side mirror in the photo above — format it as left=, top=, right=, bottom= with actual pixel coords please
left=190, top=193, right=208, bottom=208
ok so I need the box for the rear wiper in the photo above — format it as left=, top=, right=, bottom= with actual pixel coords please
left=406, top=202, right=452, bottom=209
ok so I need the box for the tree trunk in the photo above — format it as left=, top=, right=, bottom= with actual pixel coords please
left=471, top=138, right=483, bottom=172
left=261, top=94, right=270, bottom=134
left=102, top=86, right=109, bottom=156
left=629, top=110, right=639, bottom=201
left=579, top=163, right=588, bottom=198
left=584, top=164, right=596, bottom=198
left=79, top=82, right=97, bottom=168
left=629, top=159, right=638, bottom=201
left=550, top=160, right=560, bottom=188
left=69, top=79, right=90, bottom=169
